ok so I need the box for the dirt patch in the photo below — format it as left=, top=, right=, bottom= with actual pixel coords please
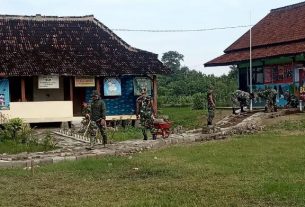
left=262, top=112, right=305, bottom=127
left=216, top=111, right=261, bottom=128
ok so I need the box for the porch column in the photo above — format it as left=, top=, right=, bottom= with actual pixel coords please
left=21, top=78, right=26, bottom=102
left=96, top=77, right=101, bottom=95
left=70, top=76, right=74, bottom=101
left=153, top=75, right=158, bottom=115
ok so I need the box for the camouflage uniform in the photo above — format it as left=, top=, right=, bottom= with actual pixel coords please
left=207, top=89, right=216, bottom=125
left=87, top=91, right=107, bottom=147
left=257, top=89, right=277, bottom=112
left=231, top=90, right=252, bottom=114
left=79, top=103, right=90, bottom=133
left=136, top=94, right=156, bottom=140
left=284, top=92, right=299, bottom=108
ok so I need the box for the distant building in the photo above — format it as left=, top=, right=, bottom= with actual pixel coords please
left=205, top=2, right=305, bottom=107
left=0, top=15, right=170, bottom=123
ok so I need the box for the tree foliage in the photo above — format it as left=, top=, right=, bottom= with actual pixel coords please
left=159, top=51, right=238, bottom=107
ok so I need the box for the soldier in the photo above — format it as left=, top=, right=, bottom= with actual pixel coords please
left=257, top=88, right=277, bottom=112
left=231, top=90, right=254, bottom=114
left=85, top=90, right=108, bottom=148
left=284, top=91, right=299, bottom=108
left=207, top=87, right=216, bottom=126
left=136, top=88, right=156, bottom=140
left=79, top=102, right=90, bottom=133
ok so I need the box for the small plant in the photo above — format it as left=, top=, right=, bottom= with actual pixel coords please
left=42, top=130, right=57, bottom=150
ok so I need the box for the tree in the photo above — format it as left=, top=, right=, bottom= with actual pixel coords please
left=161, top=51, right=184, bottom=71
left=228, top=65, right=238, bottom=79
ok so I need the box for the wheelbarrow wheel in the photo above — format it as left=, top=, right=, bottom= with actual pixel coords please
left=162, top=129, right=170, bottom=138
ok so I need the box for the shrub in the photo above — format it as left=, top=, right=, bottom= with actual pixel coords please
left=41, top=130, right=57, bottom=150
left=192, top=93, right=206, bottom=110
left=0, top=118, right=23, bottom=141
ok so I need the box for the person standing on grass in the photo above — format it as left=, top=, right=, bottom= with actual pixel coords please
left=207, top=86, right=216, bottom=126
left=86, top=90, right=108, bottom=148
left=136, top=88, right=156, bottom=140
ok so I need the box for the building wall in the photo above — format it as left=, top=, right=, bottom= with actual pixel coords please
left=238, top=58, right=305, bottom=107
left=33, top=77, right=64, bottom=101
left=1, top=101, right=73, bottom=123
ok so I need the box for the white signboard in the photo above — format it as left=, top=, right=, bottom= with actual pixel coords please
left=38, top=75, right=59, bottom=89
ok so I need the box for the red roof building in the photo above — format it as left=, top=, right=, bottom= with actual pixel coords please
left=205, top=2, right=305, bottom=107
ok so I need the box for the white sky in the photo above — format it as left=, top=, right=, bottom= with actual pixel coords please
left=0, top=0, right=303, bottom=76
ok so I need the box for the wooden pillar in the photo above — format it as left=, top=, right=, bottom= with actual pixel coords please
left=21, top=78, right=26, bottom=102
left=153, top=75, right=158, bottom=115
left=70, top=76, right=74, bottom=101
left=96, top=77, right=101, bottom=95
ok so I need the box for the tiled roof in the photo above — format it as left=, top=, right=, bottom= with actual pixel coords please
left=0, top=15, right=169, bottom=76
left=205, top=40, right=305, bottom=66
left=205, top=2, right=305, bottom=67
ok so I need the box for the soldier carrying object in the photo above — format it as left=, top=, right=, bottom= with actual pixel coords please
left=85, top=90, right=108, bottom=149
left=231, top=90, right=255, bottom=114
left=207, top=86, right=216, bottom=126
left=136, top=88, right=156, bottom=140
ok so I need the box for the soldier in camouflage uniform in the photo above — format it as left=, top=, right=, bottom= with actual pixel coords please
left=79, top=102, right=90, bottom=133
left=284, top=91, right=299, bottom=108
left=231, top=90, right=254, bottom=114
left=85, top=90, right=108, bottom=149
left=207, top=87, right=216, bottom=126
left=136, top=88, right=156, bottom=140
left=257, top=88, right=277, bottom=112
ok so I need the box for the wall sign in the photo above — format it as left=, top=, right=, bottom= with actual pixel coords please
left=75, top=77, right=95, bottom=87
left=38, top=75, right=59, bottom=89
left=0, top=79, right=10, bottom=110
left=134, top=77, right=152, bottom=96
left=104, top=78, right=122, bottom=96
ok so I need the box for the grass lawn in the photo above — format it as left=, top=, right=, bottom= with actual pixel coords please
left=0, top=117, right=305, bottom=206
left=108, top=126, right=143, bottom=142
left=0, top=140, right=55, bottom=154
left=159, top=106, right=231, bottom=129
left=109, top=107, right=231, bottom=142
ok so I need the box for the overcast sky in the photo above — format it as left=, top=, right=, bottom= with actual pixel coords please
left=0, top=0, right=303, bottom=76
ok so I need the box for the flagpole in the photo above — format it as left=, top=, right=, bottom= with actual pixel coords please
left=249, top=11, right=253, bottom=112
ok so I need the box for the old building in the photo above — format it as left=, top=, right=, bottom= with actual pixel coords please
left=205, top=2, right=305, bottom=107
left=0, top=15, right=169, bottom=123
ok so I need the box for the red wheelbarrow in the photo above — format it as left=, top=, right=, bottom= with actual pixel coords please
left=154, top=120, right=172, bottom=138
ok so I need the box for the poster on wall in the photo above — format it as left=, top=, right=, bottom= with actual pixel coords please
left=75, top=77, right=95, bottom=87
left=38, top=75, right=59, bottom=89
left=0, top=79, right=10, bottom=110
left=104, top=78, right=122, bottom=96
left=133, top=77, right=152, bottom=96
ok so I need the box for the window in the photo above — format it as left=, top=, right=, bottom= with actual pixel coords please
left=252, top=67, right=264, bottom=84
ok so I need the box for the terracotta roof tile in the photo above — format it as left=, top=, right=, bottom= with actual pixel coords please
left=205, top=40, right=305, bottom=67
left=225, top=2, right=305, bottom=52
left=205, top=2, right=305, bottom=67
left=0, top=15, right=170, bottom=76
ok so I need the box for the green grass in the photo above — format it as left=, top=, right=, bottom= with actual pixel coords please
left=159, top=106, right=230, bottom=129
left=1, top=120, right=305, bottom=206
left=0, top=140, right=55, bottom=154
left=108, top=126, right=143, bottom=142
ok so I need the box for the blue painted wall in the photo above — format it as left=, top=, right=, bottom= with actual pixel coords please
left=84, top=76, right=140, bottom=115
